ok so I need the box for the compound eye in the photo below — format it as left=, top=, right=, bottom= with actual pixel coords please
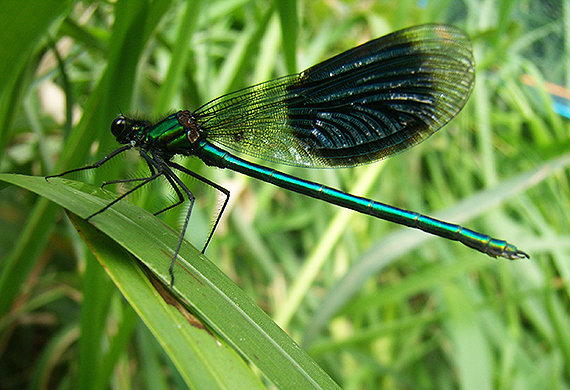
left=111, top=116, right=129, bottom=141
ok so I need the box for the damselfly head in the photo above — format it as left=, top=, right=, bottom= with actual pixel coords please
left=111, top=115, right=133, bottom=144
left=111, top=115, right=151, bottom=144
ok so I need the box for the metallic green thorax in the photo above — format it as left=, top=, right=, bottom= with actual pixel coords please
left=142, top=112, right=197, bottom=155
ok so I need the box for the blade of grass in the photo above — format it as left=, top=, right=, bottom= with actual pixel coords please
left=0, top=173, right=341, bottom=389
left=277, top=0, right=298, bottom=73
left=69, top=211, right=265, bottom=390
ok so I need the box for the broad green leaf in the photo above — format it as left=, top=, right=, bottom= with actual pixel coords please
left=0, top=173, right=340, bottom=390
left=68, top=212, right=265, bottom=390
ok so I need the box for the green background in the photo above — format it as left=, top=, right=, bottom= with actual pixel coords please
left=1, top=0, right=569, bottom=388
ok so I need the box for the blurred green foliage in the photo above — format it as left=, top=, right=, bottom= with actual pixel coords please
left=1, top=0, right=570, bottom=388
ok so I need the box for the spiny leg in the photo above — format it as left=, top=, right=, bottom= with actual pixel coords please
left=154, top=172, right=186, bottom=216
left=87, top=171, right=163, bottom=220
left=152, top=159, right=231, bottom=286
left=102, top=176, right=154, bottom=188
left=46, top=144, right=133, bottom=179
left=155, top=160, right=196, bottom=287
left=136, top=151, right=186, bottom=216
left=168, top=160, right=230, bottom=254
left=101, top=151, right=158, bottom=188
left=85, top=145, right=170, bottom=220
left=44, top=144, right=165, bottom=221
left=97, top=154, right=184, bottom=216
